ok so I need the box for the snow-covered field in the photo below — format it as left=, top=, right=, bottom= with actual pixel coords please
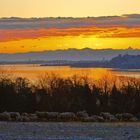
left=0, top=122, right=140, bottom=140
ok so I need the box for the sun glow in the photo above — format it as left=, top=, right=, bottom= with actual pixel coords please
left=0, top=35, right=140, bottom=53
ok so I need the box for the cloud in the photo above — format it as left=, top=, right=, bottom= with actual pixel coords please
left=0, top=14, right=140, bottom=29
left=0, top=27, right=140, bottom=42
left=0, top=14, right=140, bottom=41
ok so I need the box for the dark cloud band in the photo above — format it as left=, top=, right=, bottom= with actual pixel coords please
left=0, top=14, right=140, bottom=29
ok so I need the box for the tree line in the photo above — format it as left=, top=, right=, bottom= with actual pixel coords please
left=0, top=73, right=140, bottom=115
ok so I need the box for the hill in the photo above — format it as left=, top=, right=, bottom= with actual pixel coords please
left=109, top=54, right=140, bottom=69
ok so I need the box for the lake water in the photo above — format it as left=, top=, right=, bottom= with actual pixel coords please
left=0, top=64, right=140, bottom=82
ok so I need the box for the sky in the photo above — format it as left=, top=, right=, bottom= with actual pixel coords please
left=0, top=0, right=140, bottom=53
left=0, top=0, right=140, bottom=17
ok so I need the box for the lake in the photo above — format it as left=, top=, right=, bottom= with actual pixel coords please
left=0, top=64, right=140, bottom=82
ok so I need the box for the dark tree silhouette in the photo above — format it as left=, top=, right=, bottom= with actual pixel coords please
left=0, top=74, right=140, bottom=115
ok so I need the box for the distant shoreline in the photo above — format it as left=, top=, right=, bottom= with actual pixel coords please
left=1, top=63, right=140, bottom=71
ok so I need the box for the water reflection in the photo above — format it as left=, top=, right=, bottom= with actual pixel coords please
left=0, top=64, right=140, bottom=82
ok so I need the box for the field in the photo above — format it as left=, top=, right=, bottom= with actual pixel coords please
left=0, top=122, right=140, bottom=140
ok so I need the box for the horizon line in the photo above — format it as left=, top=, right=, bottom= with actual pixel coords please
left=0, top=47, right=139, bottom=54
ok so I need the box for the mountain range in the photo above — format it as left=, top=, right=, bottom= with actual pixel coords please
left=0, top=47, right=140, bottom=63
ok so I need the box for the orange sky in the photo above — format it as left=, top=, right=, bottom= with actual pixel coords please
left=0, top=26, right=140, bottom=53
left=1, top=27, right=140, bottom=42
left=0, top=0, right=140, bottom=53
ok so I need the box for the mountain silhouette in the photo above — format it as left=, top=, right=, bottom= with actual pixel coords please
left=109, top=54, right=140, bottom=69
left=0, top=48, right=140, bottom=62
